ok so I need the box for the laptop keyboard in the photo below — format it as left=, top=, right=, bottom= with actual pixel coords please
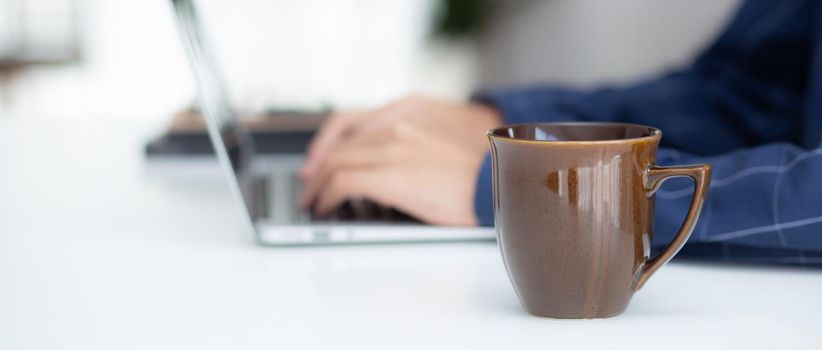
left=267, top=171, right=420, bottom=224
left=311, top=197, right=419, bottom=223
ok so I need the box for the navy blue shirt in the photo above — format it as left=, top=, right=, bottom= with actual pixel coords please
left=474, top=0, right=822, bottom=267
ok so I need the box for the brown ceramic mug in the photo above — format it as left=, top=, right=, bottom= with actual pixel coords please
left=487, top=122, right=711, bottom=319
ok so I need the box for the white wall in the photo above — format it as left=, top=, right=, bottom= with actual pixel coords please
left=1, top=0, right=441, bottom=119
left=478, top=0, right=742, bottom=88
left=2, top=0, right=192, bottom=119
left=0, top=0, right=742, bottom=120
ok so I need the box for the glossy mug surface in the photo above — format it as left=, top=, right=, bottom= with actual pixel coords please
left=487, top=122, right=711, bottom=319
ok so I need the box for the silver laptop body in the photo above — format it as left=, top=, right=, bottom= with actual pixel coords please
left=169, top=0, right=495, bottom=245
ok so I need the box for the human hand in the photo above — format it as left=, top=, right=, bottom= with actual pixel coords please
left=299, top=95, right=501, bottom=226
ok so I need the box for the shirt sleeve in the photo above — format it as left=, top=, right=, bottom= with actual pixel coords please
left=653, top=144, right=822, bottom=267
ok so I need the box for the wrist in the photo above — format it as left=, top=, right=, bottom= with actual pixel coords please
left=469, top=102, right=503, bottom=130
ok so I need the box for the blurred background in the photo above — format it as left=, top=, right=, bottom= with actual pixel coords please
left=0, top=0, right=741, bottom=121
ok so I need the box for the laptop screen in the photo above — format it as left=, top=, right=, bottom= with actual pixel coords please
left=170, top=0, right=259, bottom=234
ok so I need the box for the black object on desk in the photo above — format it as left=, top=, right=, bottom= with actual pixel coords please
left=145, top=108, right=327, bottom=156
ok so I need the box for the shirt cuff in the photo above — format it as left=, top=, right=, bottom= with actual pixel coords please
left=471, top=86, right=576, bottom=125
left=473, top=152, right=495, bottom=227
left=471, top=89, right=532, bottom=125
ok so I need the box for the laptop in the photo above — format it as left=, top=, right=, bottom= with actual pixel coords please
left=169, top=0, right=496, bottom=245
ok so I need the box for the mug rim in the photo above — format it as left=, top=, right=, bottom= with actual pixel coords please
left=486, top=122, right=662, bottom=145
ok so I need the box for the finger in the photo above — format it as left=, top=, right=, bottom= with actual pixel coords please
left=304, top=95, right=425, bottom=172
left=309, top=125, right=434, bottom=217
left=300, top=124, right=401, bottom=205
left=299, top=142, right=395, bottom=208
left=299, top=111, right=369, bottom=178
left=302, top=100, right=405, bottom=177
left=313, top=168, right=397, bottom=216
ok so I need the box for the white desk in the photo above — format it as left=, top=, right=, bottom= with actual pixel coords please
left=1, top=119, right=820, bottom=350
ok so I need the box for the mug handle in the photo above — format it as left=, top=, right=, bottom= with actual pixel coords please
left=633, top=163, right=712, bottom=290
